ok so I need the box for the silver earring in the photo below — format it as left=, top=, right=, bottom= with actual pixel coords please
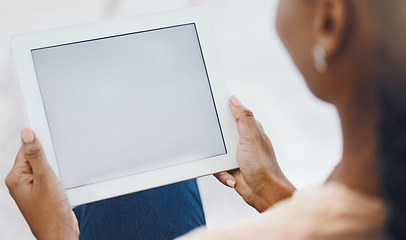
left=312, top=45, right=328, bottom=73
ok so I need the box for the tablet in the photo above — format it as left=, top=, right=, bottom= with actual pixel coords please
left=10, top=7, right=238, bottom=206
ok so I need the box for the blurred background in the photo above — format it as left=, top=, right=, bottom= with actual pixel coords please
left=0, top=0, right=342, bottom=239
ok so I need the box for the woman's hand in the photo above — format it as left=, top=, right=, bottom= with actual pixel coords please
left=5, top=127, right=79, bottom=240
left=215, top=96, right=296, bottom=212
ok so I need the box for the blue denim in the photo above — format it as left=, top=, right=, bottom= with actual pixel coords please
left=73, top=179, right=205, bottom=240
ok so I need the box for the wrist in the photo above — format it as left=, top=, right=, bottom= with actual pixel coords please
left=34, top=220, right=79, bottom=240
left=254, top=176, right=296, bottom=212
left=42, top=228, right=78, bottom=240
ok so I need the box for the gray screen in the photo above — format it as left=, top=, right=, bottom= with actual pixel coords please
left=31, top=24, right=226, bottom=189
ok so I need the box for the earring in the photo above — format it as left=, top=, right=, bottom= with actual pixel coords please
left=312, top=45, right=328, bottom=73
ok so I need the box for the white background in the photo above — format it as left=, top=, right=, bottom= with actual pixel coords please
left=0, top=0, right=342, bottom=239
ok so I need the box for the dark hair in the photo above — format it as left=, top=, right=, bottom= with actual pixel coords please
left=377, top=51, right=406, bottom=240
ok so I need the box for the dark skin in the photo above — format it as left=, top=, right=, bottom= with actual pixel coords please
left=217, top=0, right=381, bottom=207
left=279, top=0, right=381, bottom=197
left=6, top=0, right=390, bottom=239
left=292, top=0, right=381, bottom=197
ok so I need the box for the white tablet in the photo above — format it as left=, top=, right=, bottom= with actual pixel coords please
left=10, top=7, right=238, bottom=206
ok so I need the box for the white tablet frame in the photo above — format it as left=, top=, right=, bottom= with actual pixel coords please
left=10, top=7, right=238, bottom=206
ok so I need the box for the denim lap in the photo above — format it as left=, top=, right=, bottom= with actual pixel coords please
left=73, top=179, right=205, bottom=240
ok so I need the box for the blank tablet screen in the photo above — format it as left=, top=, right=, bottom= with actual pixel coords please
left=31, top=23, right=226, bottom=189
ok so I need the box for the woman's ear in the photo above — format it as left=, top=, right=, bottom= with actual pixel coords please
left=314, top=0, right=352, bottom=62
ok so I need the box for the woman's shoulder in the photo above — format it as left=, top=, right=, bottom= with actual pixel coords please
left=278, top=182, right=385, bottom=216
left=265, top=183, right=385, bottom=239
left=178, top=183, right=386, bottom=240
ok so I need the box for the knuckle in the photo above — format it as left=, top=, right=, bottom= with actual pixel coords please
left=216, top=172, right=229, bottom=184
left=241, top=109, right=254, bottom=118
left=217, top=172, right=226, bottom=180
left=5, top=173, right=17, bottom=190
left=24, top=145, right=43, bottom=160
left=256, top=120, right=263, bottom=129
left=262, top=133, right=271, bottom=142
left=255, top=121, right=271, bottom=142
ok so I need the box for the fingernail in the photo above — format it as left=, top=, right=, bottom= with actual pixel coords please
left=226, top=179, right=236, bottom=188
left=21, top=127, right=34, bottom=144
left=230, top=95, right=242, bottom=107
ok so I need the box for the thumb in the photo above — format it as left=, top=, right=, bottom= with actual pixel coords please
left=229, top=96, right=260, bottom=137
left=20, top=127, right=52, bottom=176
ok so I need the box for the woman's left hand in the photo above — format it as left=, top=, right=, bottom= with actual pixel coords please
left=215, top=97, right=296, bottom=212
left=5, top=127, right=79, bottom=240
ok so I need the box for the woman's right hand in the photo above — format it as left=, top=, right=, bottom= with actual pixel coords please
left=5, top=128, right=79, bottom=240
left=215, top=96, right=296, bottom=212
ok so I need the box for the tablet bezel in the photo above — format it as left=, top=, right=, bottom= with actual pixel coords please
left=10, top=7, right=238, bottom=206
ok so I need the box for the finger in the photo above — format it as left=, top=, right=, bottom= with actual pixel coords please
left=225, top=169, right=256, bottom=198
left=11, top=147, right=26, bottom=169
left=228, top=170, right=251, bottom=194
left=214, top=171, right=236, bottom=188
left=256, top=120, right=272, bottom=142
left=20, top=127, right=52, bottom=176
left=256, top=120, right=264, bottom=132
left=229, top=96, right=261, bottom=137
